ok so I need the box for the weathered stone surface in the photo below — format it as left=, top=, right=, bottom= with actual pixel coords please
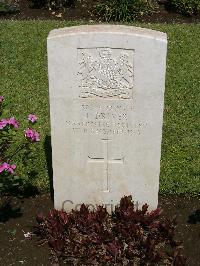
left=48, top=25, right=167, bottom=212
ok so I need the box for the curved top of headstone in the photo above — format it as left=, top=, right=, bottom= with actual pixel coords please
left=48, top=25, right=167, bottom=42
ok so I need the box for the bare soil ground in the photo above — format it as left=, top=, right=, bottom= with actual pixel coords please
left=0, top=194, right=199, bottom=265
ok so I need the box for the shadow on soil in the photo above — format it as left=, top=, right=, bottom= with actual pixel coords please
left=0, top=201, right=22, bottom=223
left=188, top=209, right=200, bottom=224
left=44, top=135, right=54, bottom=201
left=0, top=183, right=39, bottom=222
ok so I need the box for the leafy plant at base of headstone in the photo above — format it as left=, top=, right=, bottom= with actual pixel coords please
left=0, top=96, right=40, bottom=195
left=95, top=0, right=158, bottom=22
left=34, top=195, right=186, bottom=265
left=168, top=0, right=200, bottom=15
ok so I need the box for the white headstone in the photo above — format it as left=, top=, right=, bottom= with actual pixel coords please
left=48, top=25, right=167, bottom=212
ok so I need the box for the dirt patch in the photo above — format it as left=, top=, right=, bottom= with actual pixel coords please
left=159, top=196, right=200, bottom=266
left=0, top=0, right=200, bottom=23
left=0, top=194, right=199, bottom=265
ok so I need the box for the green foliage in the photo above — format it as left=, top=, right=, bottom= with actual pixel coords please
left=0, top=21, right=199, bottom=195
left=0, top=97, right=40, bottom=195
left=0, top=0, right=19, bottom=14
left=0, top=171, right=22, bottom=193
left=169, top=0, right=200, bottom=15
left=0, top=1, right=9, bottom=13
left=96, top=0, right=158, bottom=22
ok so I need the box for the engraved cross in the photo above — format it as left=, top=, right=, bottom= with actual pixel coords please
left=88, top=139, right=124, bottom=192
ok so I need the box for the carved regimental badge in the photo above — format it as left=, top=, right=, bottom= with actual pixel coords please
left=78, top=48, right=134, bottom=99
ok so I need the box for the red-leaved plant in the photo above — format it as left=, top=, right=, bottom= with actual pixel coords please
left=35, top=195, right=186, bottom=265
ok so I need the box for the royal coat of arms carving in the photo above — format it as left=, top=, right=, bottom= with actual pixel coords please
left=78, top=48, right=134, bottom=99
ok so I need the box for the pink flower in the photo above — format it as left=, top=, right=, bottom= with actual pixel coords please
left=0, top=96, right=4, bottom=103
left=28, top=114, right=38, bottom=123
left=0, top=119, right=7, bottom=129
left=8, top=164, right=16, bottom=173
left=0, top=163, right=16, bottom=174
left=0, top=163, right=8, bottom=173
left=25, top=128, right=40, bottom=142
left=7, top=117, right=19, bottom=129
left=0, top=117, right=19, bottom=129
